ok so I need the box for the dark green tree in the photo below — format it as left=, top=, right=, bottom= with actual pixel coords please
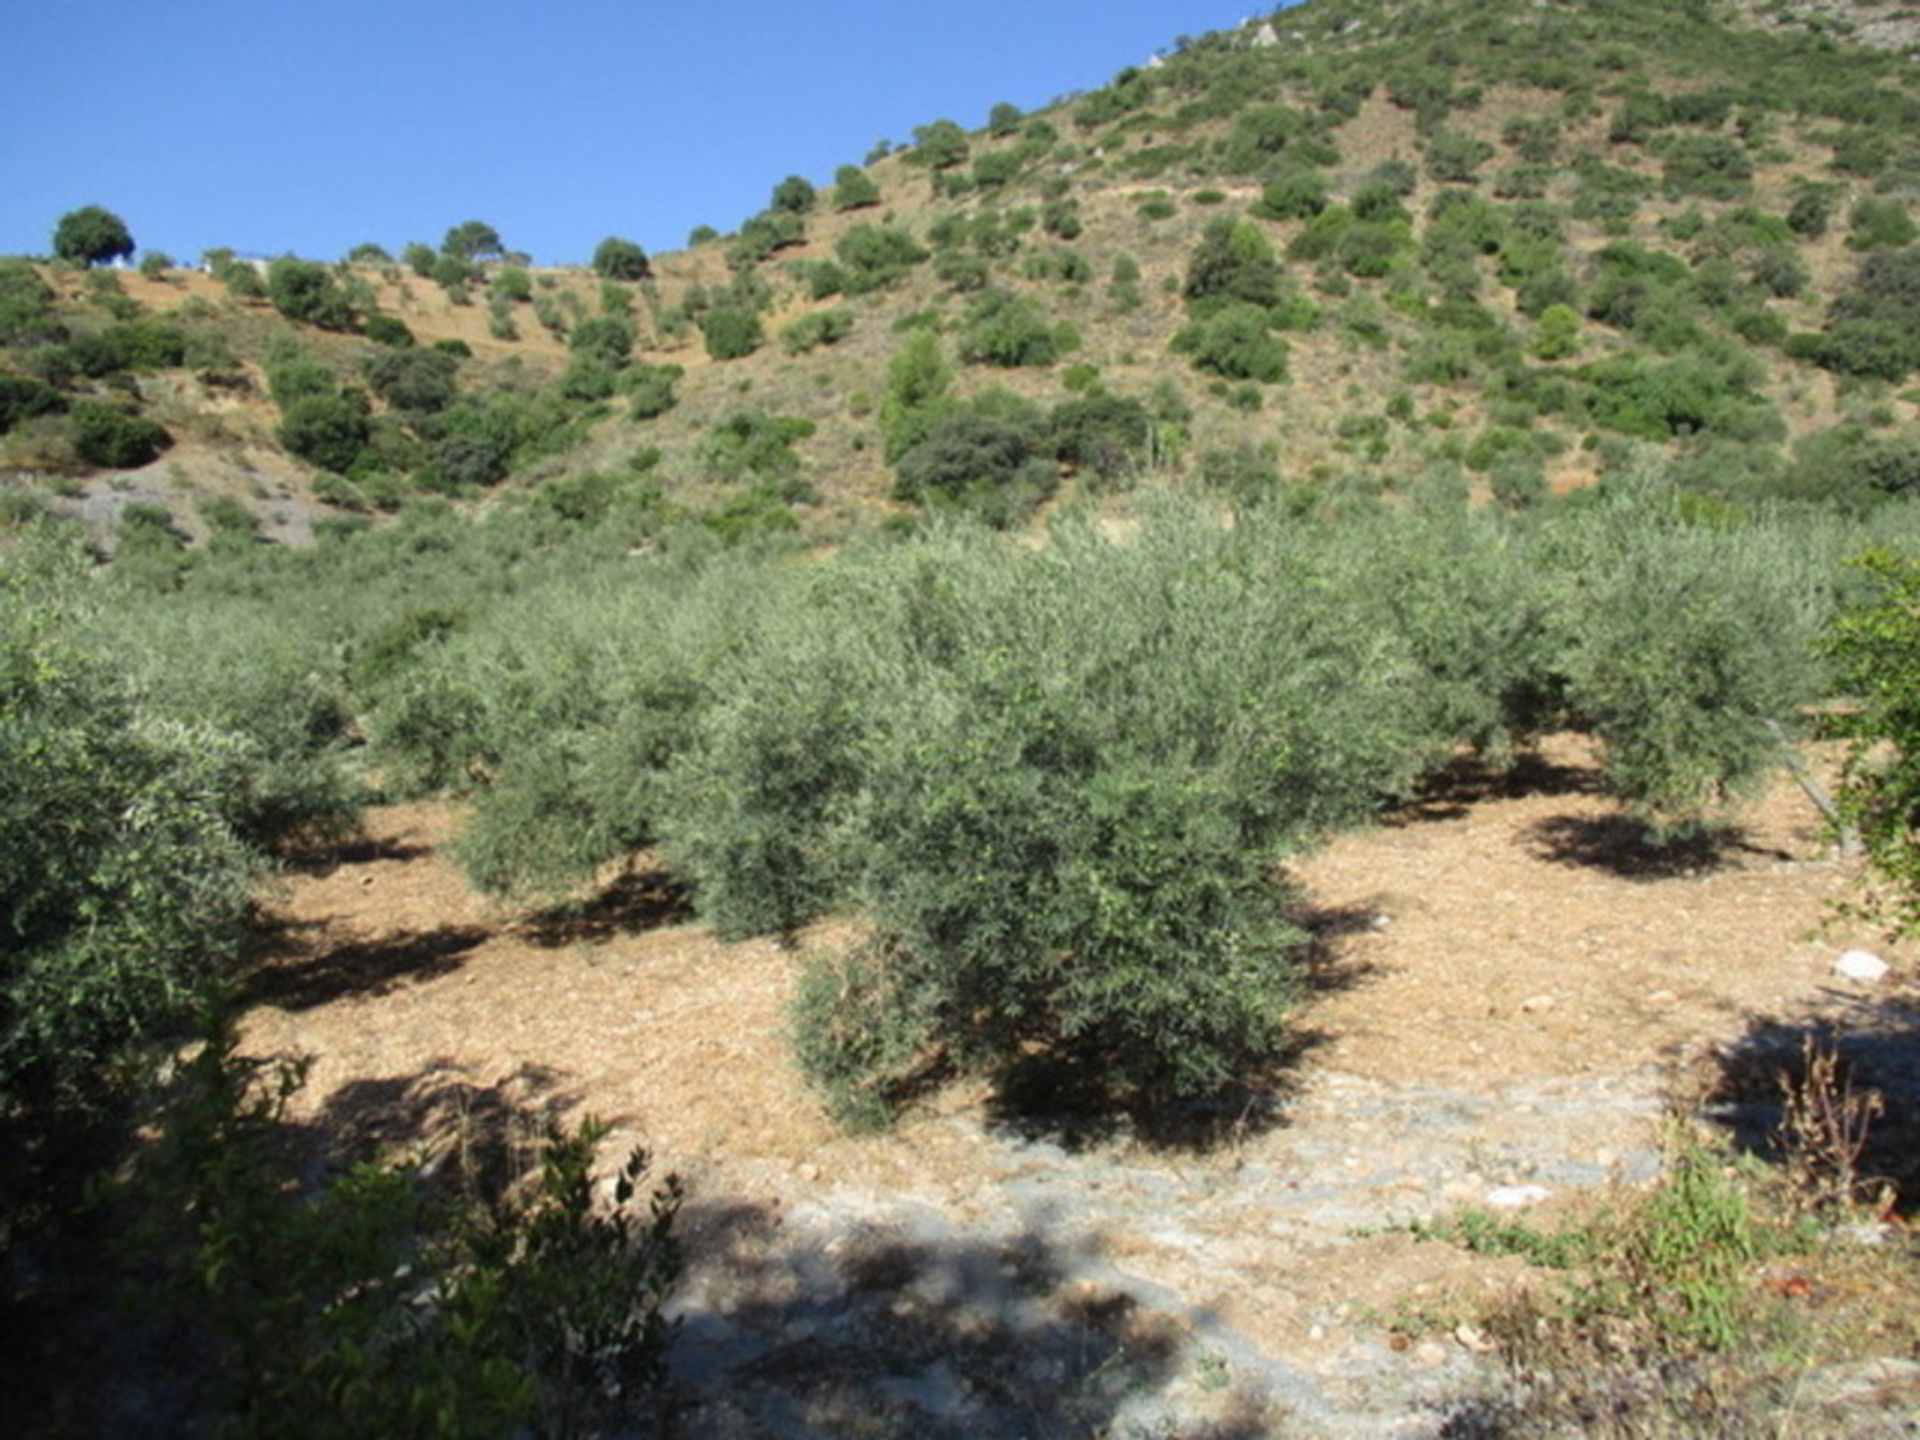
left=52, top=205, right=134, bottom=267
left=442, top=219, right=504, bottom=262
left=593, top=236, right=651, bottom=280
left=909, top=119, right=971, bottom=170
left=770, top=175, right=817, bottom=214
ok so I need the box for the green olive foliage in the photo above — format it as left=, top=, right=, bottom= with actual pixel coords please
left=1, top=538, right=255, bottom=1120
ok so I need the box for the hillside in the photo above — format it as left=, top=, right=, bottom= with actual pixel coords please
left=5, top=0, right=1920, bottom=547
left=8, top=3, right=1920, bottom=1437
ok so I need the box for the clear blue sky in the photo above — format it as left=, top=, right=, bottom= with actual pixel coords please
left=1, top=1, right=1273, bottom=266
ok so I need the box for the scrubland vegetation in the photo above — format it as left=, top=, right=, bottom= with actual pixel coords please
left=7, top=0, right=1920, bottom=1432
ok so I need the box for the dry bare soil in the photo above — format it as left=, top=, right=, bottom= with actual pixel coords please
left=240, top=736, right=1919, bottom=1437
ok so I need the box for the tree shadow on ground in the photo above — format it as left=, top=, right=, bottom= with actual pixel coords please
left=1701, top=992, right=1920, bottom=1214
left=240, top=920, right=490, bottom=1011
left=665, top=1199, right=1276, bottom=1439
left=1393, top=750, right=1598, bottom=826
left=1526, top=814, right=1790, bottom=881
left=301, top=1058, right=584, bottom=1183
left=283, top=832, right=432, bottom=877
left=515, top=866, right=695, bottom=949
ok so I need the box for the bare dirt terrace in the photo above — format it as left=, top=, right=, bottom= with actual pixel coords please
left=239, top=735, right=1919, bottom=1437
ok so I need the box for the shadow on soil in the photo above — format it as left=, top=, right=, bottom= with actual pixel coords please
left=1395, top=750, right=1598, bottom=825
left=241, top=920, right=490, bottom=1011
left=285, top=832, right=432, bottom=876
left=666, top=1200, right=1273, bottom=1438
left=1526, top=813, right=1791, bottom=881
left=1703, top=991, right=1920, bottom=1214
left=516, top=866, right=695, bottom=948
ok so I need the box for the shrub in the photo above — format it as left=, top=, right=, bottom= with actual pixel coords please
left=780, top=307, right=854, bottom=354
left=1184, top=217, right=1286, bottom=311
left=1253, top=168, right=1329, bottom=221
left=0, top=374, right=64, bottom=432
left=569, top=314, right=634, bottom=370
left=1787, top=182, right=1836, bottom=238
left=126, top=1012, right=681, bottom=1440
left=1848, top=199, right=1917, bottom=252
left=592, top=235, right=650, bottom=280
left=0, top=540, right=255, bottom=1120
left=69, top=402, right=170, bottom=467
left=1828, top=551, right=1920, bottom=931
left=1048, top=392, right=1149, bottom=482
left=363, top=313, right=415, bottom=347
left=831, top=165, right=881, bottom=211
left=835, top=224, right=930, bottom=292
left=909, top=119, right=970, bottom=170
left=1425, top=129, right=1495, bottom=183
left=625, top=363, right=683, bottom=420
left=266, top=257, right=358, bottom=330
left=1172, top=302, right=1290, bottom=383
left=893, top=410, right=1056, bottom=524
left=958, top=290, right=1076, bottom=367
left=51, top=205, right=134, bottom=266
left=0, top=259, right=63, bottom=345
left=364, top=346, right=460, bottom=412
left=279, top=392, right=370, bottom=473
left=701, top=306, right=763, bottom=361
left=770, top=175, right=817, bottom=214
left=1534, top=304, right=1582, bottom=360
left=1657, top=134, right=1753, bottom=200
left=1220, top=103, right=1305, bottom=174
left=697, top=410, right=815, bottom=486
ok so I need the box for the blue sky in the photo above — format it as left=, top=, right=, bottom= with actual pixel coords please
left=2, top=1, right=1271, bottom=266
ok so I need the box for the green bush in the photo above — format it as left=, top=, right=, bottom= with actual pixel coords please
left=909, top=119, right=970, bottom=170
left=701, top=306, right=763, bottom=361
left=625, top=363, right=683, bottom=420
left=1048, top=392, right=1149, bottom=483
left=894, top=410, right=1056, bottom=525
left=0, top=374, right=64, bottom=432
left=780, top=307, right=854, bottom=354
left=770, top=175, right=817, bottom=214
left=1253, top=168, right=1330, bottom=221
left=1425, top=129, right=1495, bottom=183
left=1183, top=217, right=1286, bottom=312
left=266, top=257, right=358, bottom=330
left=569, top=314, right=634, bottom=370
left=958, top=290, right=1076, bottom=368
left=834, top=224, right=930, bottom=292
left=0, top=259, right=63, bottom=346
left=0, top=539, right=255, bottom=1120
left=1848, top=199, right=1917, bottom=252
left=1172, top=302, right=1290, bottom=383
left=592, top=235, right=650, bottom=280
left=278, top=393, right=370, bottom=473
left=69, top=402, right=170, bottom=467
left=362, top=313, right=415, bottom=347
left=1657, top=134, right=1753, bottom=200
left=364, top=346, right=460, bottom=412
left=831, top=165, right=881, bottom=211
left=1828, top=550, right=1920, bottom=932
